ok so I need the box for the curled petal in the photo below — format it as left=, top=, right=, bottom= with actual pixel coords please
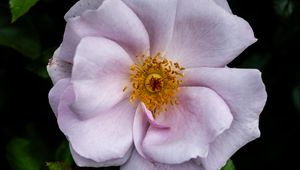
left=64, top=0, right=104, bottom=19
left=48, top=78, right=70, bottom=117
left=132, top=104, right=150, bottom=159
left=47, top=47, right=72, bottom=84
left=141, top=103, right=169, bottom=129
left=71, top=37, right=132, bottom=120
left=134, top=87, right=233, bottom=164
left=121, top=149, right=202, bottom=170
left=57, top=86, right=136, bottom=166
left=183, top=67, right=267, bottom=169
left=132, top=104, right=170, bottom=162
left=183, top=67, right=267, bottom=122
left=59, top=0, right=149, bottom=62
left=200, top=120, right=260, bottom=170
left=166, top=0, right=256, bottom=68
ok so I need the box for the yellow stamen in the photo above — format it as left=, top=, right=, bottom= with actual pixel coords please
left=127, top=52, right=184, bottom=118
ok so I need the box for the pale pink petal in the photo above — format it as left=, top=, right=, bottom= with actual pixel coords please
left=213, top=0, right=232, bottom=13
left=132, top=104, right=150, bottom=159
left=200, top=120, right=260, bottom=170
left=183, top=67, right=267, bottom=170
left=183, top=67, right=267, bottom=122
left=59, top=0, right=149, bottom=62
left=48, top=78, right=70, bottom=117
left=136, top=87, right=233, bottom=164
left=132, top=104, right=169, bottom=162
left=57, top=86, right=136, bottom=166
left=64, top=0, right=104, bottom=19
left=166, top=0, right=256, bottom=68
left=141, top=103, right=169, bottom=129
left=121, top=149, right=202, bottom=170
left=70, top=145, right=132, bottom=167
left=71, top=37, right=132, bottom=120
left=122, top=0, right=177, bottom=54
left=47, top=47, right=72, bottom=84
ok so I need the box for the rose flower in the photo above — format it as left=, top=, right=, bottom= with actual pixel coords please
left=47, top=0, right=267, bottom=169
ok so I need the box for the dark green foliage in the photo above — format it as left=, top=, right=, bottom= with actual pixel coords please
left=273, top=0, right=295, bottom=18
left=54, top=140, right=73, bottom=166
left=6, top=138, right=40, bottom=170
left=221, top=159, right=235, bottom=170
left=46, top=162, right=72, bottom=170
left=0, top=7, right=41, bottom=59
left=9, top=0, right=39, bottom=22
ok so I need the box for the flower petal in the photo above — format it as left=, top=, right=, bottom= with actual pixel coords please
left=183, top=67, right=267, bottom=170
left=166, top=0, right=256, bottom=68
left=60, top=0, right=149, bottom=62
left=200, top=120, right=260, bottom=170
left=70, top=145, right=132, bottom=167
left=132, top=103, right=170, bottom=162
left=122, top=0, right=177, bottom=54
left=132, top=104, right=150, bottom=159
left=64, top=0, right=104, bottom=19
left=135, top=87, right=233, bottom=164
left=182, top=67, right=267, bottom=122
left=48, top=78, right=70, bottom=117
left=71, top=37, right=132, bottom=120
left=213, top=0, right=232, bottom=13
left=141, top=103, right=169, bottom=129
left=57, top=85, right=136, bottom=166
left=47, top=47, right=72, bottom=84
left=121, top=149, right=202, bottom=170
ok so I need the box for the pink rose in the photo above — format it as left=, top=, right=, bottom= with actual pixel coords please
left=47, top=0, right=267, bottom=169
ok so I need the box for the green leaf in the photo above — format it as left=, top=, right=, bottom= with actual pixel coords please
left=6, top=138, right=40, bottom=170
left=9, top=0, right=39, bottom=22
left=55, top=140, right=73, bottom=166
left=0, top=26, right=41, bottom=59
left=46, top=162, right=72, bottom=170
left=0, top=9, right=41, bottom=59
left=221, top=159, right=236, bottom=170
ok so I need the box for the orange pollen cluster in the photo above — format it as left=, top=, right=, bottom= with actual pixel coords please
left=127, top=52, right=185, bottom=118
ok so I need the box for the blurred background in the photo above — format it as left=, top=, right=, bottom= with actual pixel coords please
left=0, top=0, right=299, bottom=169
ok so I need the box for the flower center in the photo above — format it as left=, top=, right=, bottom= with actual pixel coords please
left=145, top=73, right=163, bottom=93
left=128, top=52, right=184, bottom=118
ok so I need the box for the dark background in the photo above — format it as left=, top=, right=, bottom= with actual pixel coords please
left=1, top=0, right=299, bottom=169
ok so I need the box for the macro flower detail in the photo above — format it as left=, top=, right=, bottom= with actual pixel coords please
left=47, top=0, right=267, bottom=170
left=129, top=52, right=184, bottom=118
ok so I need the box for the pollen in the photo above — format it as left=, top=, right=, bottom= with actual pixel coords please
left=128, top=52, right=184, bottom=118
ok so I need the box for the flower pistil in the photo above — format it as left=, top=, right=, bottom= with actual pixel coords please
left=128, top=52, right=185, bottom=118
